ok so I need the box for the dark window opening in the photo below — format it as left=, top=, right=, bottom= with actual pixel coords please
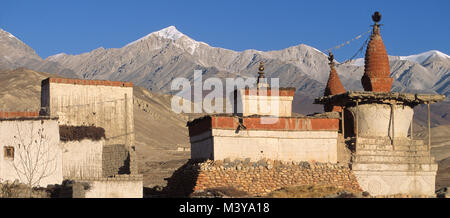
left=4, top=146, right=14, bottom=160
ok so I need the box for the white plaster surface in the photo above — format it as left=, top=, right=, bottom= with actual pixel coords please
left=347, top=104, right=414, bottom=138
left=190, top=129, right=338, bottom=162
left=77, top=179, right=143, bottom=198
left=0, top=119, right=62, bottom=187
left=235, top=89, right=293, bottom=117
left=61, top=139, right=104, bottom=179
left=243, top=95, right=293, bottom=117
left=353, top=169, right=436, bottom=196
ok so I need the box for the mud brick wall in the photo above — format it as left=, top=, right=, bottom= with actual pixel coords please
left=40, top=77, right=135, bottom=151
left=102, top=144, right=130, bottom=177
left=166, top=159, right=362, bottom=197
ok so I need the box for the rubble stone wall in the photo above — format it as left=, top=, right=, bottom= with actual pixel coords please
left=102, top=144, right=130, bottom=177
left=166, top=160, right=362, bottom=197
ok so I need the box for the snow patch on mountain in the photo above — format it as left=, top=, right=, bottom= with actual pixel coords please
left=155, top=26, right=184, bottom=40
left=126, top=26, right=184, bottom=46
left=46, top=53, right=67, bottom=61
left=349, top=50, right=450, bottom=66
left=0, top=28, right=16, bottom=39
left=398, top=50, right=450, bottom=64
left=310, top=46, right=328, bottom=57
left=348, top=58, right=365, bottom=66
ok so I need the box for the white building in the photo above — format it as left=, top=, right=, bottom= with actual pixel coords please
left=0, top=112, right=63, bottom=187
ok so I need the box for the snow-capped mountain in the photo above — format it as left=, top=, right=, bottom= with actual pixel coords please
left=396, top=50, right=450, bottom=64
left=127, top=26, right=185, bottom=44
left=37, top=26, right=328, bottom=100
left=1, top=26, right=449, bottom=114
left=350, top=50, right=450, bottom=66
left=124, top=26, right=210, bottom=55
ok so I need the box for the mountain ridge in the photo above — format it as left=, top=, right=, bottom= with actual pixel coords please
left=1, top=26, right=449, bottom=107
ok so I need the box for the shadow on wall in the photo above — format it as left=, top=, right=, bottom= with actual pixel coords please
left=159, top=160, right=202, bottom=198
left=46, top=180, right=79, bottom=198
left=148, top=159, right=250, bottom=198
left=343, top=109, right=355, bottom=138
left=118, top=154, right=131, bottom=174
left=102, top=144, right=132, bottom=177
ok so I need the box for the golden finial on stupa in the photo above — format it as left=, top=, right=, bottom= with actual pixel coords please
left=258, top=61, right=265, bottom=79
left=371, top=11, right=382, bottom=34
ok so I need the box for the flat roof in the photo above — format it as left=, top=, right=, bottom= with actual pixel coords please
left=42, top=77, right=133, bottom=87
left=314, top=91, right=446, bottom=106
left=0, top=116, right=58, bottom=121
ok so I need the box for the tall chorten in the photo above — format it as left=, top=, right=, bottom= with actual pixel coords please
left=361, top=11, right=393, bottom=92
left=315, top=12, right=445, bottom=196
left=324, top=51, right=346, bottom=112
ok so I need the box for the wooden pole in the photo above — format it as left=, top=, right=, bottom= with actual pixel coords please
left=125, top=93, right=128, bottom=147
left=427, top=103, right=431, bottom=151
left=410, top=114, right=413, bottom=140
left=355, top=101, right=359, bottom=148
left=391, top=103, right=395, bottom=146
left=341, top=107, right=345, bottom=137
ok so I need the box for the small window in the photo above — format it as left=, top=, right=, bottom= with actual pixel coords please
left=4, top=146, right=14, bottom=160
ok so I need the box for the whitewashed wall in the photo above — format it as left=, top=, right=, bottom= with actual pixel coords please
left=72, top=176, right=143, bottom=198
left=0, top=118, right=62, bottom=187
left=61, top=139, right=104, bottom=179
left=242, top=95, right=293, bottom=117
left=347, top=104, right=414, bottom=138
left=190, top=129, right=338, bottom=163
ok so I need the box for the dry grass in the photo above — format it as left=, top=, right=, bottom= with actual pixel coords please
left=265, top=184, right=358, bottom=198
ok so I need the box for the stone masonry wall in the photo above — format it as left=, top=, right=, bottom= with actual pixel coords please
left=166, top=159, right=362, bottom=197
left=102, top=144, right=130, bottom=177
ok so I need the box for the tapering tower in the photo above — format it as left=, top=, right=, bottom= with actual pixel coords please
left=361, top=11, right=393, bottom=92
left=324, top=51, right=346, bottom=112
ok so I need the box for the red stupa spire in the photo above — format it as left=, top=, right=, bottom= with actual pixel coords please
left=361, top=11, right=393, bottom=92
left=324, top=51, right=346, bottom=112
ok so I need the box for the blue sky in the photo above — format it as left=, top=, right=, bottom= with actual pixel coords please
left=1, top=0, right=448, bottom=61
